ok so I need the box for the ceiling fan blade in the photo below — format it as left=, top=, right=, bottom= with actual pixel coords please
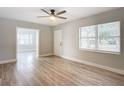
left=55, top=16, right=67, bottom=19
left=37, top=16, right=50, bottom=18
left=41, top=9, right=50, bottom=15
left=56, top=10, right=66, bottom=15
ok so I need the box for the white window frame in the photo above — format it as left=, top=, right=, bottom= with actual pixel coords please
left=79, top=21, right=120, bottom=55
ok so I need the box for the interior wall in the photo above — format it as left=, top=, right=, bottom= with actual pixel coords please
left=53, top=8, right=124, bottom=70
left=0, top=18, right=53, bottom=62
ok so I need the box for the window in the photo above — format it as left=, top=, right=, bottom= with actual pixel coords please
left=79, top=21, right=120, bottom=54
left=98, top=22, right=120, bottom=52
left=18, top=32, right=33, bottom=45
left=79, top=25, right=97, bottom=49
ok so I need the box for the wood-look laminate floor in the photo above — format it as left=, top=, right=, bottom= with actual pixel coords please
left=0, top=52, right=124, bottom=86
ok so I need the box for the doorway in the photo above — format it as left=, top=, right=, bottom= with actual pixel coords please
left=16, top=27, right=39, bottom=62
left=54, top=30, right=62, bottom=57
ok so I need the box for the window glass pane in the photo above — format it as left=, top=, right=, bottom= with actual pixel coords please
left=80, top=38, right=88, bottom=48
left=98, top=21, right=120, bottom=52
left=80, top=25, right=96, bottom=37
left=18, top=33, right=33, bottom=45
left=80, top=27, right=88, bottom=37
left=98, top=37, right=120, bottom=52
left=80, top=25, right=96, bottom=49
left=98, top=22, right=120, bottom=37
left=19, top=39, right=24, bottom=45
left=87, top=25, right=96, bottom=37
left=88, top=38, right=96, bottom=49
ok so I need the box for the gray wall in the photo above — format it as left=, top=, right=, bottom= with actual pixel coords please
left=53, top=8, right=124, bottom=70
left=0, top=18, right=53, bottom=62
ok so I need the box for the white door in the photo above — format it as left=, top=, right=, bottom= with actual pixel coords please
left=54, top=30, right=62, bottom=56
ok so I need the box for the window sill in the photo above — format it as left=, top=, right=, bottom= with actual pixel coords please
left=79, top=48, right=120, bottom=55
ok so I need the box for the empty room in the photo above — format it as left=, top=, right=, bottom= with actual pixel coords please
left=0, top=7, right=124, bottom=86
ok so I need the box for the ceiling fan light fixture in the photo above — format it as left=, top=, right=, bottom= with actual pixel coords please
left=50, top=16, right=55, bottom=20
left=38, top=9, right=67, bottom=20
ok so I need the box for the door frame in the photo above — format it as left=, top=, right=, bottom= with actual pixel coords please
left=16, top=27, right=40, bottom=59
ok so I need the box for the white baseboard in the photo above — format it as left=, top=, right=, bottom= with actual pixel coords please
left=61, top=55, right=124, bottom=75
left=0, top=59, right=17, bottom=64
left=40, top=53, right=53, bottom=57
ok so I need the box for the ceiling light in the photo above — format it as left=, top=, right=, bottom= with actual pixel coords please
left=50, top=16, right=55, bottom=20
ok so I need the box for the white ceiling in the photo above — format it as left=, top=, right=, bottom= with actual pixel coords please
left=0, top=7, right=118, bottom=26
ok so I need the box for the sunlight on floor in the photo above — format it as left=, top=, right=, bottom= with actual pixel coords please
left=17, top=52, right=38, bottom=63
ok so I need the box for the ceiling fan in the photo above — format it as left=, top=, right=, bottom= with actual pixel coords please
left=37, top=9, right=67, bottom=20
